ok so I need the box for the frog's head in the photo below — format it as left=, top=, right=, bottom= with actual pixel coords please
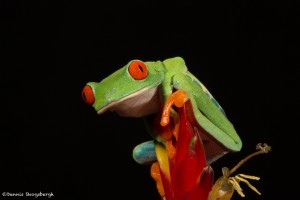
left=82, top=60, right=165, bottom=117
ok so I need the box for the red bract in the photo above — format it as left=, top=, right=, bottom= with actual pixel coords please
left=155, top=103, right=214, bottom=200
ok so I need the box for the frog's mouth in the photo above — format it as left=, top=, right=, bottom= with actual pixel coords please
left=97, top=86, right=161, bottom=117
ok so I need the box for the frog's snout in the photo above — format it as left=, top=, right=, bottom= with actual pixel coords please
left=82, top=85, right=95, bottom=105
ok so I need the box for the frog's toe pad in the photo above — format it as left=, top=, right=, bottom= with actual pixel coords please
left=132, top=140, right=157, bottom=164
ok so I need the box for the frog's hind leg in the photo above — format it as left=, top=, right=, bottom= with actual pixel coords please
left=132, top=140, right=157, bottom=164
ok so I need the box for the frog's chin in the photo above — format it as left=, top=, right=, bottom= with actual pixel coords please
left=97, top=86, right=161, bottom=117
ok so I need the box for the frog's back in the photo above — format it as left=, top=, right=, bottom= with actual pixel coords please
left=163, top=57, right=226, bottom=116
left=187, top=70, right=227, bottom=115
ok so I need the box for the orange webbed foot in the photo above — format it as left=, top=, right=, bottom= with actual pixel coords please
left=160, top=90, right=188, bottom=127
left=160, top=90, right=189, bottom=159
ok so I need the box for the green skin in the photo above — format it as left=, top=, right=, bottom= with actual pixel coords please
left=84, top=57, right=242, bottom=165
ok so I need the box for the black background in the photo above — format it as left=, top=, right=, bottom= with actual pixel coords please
left=1, top=0, right=299, bottom=199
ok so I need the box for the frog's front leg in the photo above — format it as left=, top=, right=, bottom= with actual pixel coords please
left=160, top=90, right=189, bottom=159
left=132, top=140, right=157, bottom=164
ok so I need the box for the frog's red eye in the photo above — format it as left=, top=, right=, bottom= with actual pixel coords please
left=128, top=60, right=148, bottom=80
left=82, top=85, right=95, bottom=105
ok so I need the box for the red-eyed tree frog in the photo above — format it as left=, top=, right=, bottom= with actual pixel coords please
left=82, top=57, right=242, bottom=165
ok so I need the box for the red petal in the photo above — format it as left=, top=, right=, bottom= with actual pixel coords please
left=155, top=101, right=214, bottom=200
left=171, top=104, right=209, bottom=200
left=181, top=166, right=214, bottom=200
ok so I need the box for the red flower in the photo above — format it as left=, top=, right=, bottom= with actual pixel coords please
left=152, top=103, right=214, bottom=200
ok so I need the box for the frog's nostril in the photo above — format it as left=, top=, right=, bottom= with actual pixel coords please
left=82, top=85, right=95, bottom=105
